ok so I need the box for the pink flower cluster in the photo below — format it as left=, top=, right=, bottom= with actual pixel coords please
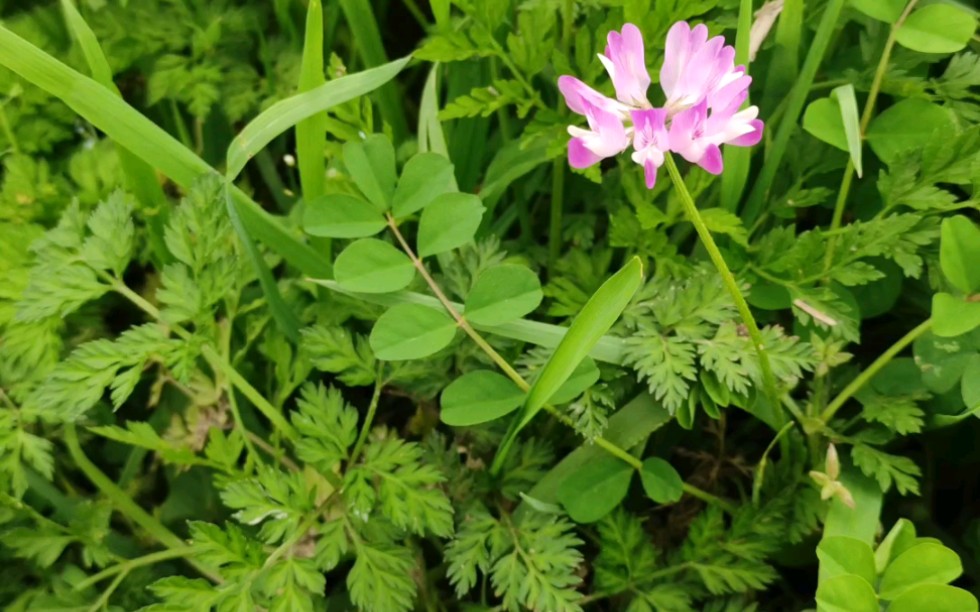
left=559, top=22, right=763, bottom=188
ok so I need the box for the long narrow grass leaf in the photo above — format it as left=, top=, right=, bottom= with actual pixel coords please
left=337, top=0, right=410, bottom=141
left=226, top=55, right=411, bottom=180
left=742, top=0, right=847, bottom=224
left=418, top=64, right=449, bottom=156
left=296, top=0, right=328, bottom=202
left=0, top=25, right=329, bottom=278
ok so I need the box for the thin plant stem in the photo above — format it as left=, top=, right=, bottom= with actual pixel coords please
left=63, top=424, right=223, bottom=584
left=87, top=569, right=127, bottom=612
left=663, top=154, right=783, bottom=426
left=821, top=318, right=932, bottom=422
left=349, top=367, right=385, bottom=465
left=823, top=0, right=920, bottom=275
left=75, top=547, right=202, bottom=591
left=263, top=492, right=338, bottom=570
left=385, top=214, right=734, bottom=513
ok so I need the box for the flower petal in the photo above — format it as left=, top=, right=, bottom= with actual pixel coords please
left=568, top=137, right=602, bottom=168
left=600, top=23, right=651, bottom=107
left=698, top=144, right=724, bottom=174
left=558, top=75, right=624, bottom=117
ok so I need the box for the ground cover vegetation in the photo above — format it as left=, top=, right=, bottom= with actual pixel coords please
left=0, top=0, right=979, bottom=610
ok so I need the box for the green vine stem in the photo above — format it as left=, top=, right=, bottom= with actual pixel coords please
left=63, top=424, right=223, bottom=584
left=385, top=214, right=735, bottom=513
left=820, top=318, right=932, bottom=423
left=823, top=0, right=920, bottom=274
left=663, top=154, right=783, bottom=427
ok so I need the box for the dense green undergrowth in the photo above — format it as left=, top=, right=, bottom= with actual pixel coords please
left=0, top=0, right=979, bottom=610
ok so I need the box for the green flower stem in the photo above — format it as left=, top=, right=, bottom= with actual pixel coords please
left=663, top=154, right=782, bottom=426
left=823, top=0, right=920, bottom=274
left=387, top=215, right=733, bottom=512
left=63, top=424, right=223, bottom=584
left=820, top=318, right=932, bottom=423
left=74, top=546, right=203, bottom=591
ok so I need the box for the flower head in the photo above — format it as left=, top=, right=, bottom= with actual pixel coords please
left=558, top=21, right=764, bottom=187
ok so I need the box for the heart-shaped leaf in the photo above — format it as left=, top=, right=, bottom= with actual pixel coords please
left=639, top=457, right=683, bottom=504
left=417, top=192, right=485, bottom=257
left=369, top=303, right=457, bottom=360
left=344, top=134, right=396, bottom=211
left=303, top=193, right=386, bottom=238
left=895, top=4, right=977, bottom=54
left=557, top=454, right=633, bottom=523
left=440, top=370, right=525, bottom=426
left=464, top=264, right=543, bottom=326
left=334, top=238, right=414, bottom=294
left=392, top=152, right=457, bottom=218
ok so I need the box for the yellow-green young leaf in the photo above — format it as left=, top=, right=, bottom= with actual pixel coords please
left=226, top=58, right=410, bottom=179
left=639, top=457, right=683, bottom=504
left=440, top=370, right=524, bottom=426
left=520, top=257, right=643, bottom=429
left=464, top=264, right=542, bottom=326
left=334, top=239, right=415, bottom=293
left=369, top=303, right=457, bottom=360
left=932, top=293, right=980, bottom=338
left=866, top=99, right=955, bottom=165
left=875, top=519, right=917, bottom=573
left=303, top=194, right=386, bottom=238
left=416, top=193, right=485, bottom=257
left=815, top=574, right=878, bottom=612
left=832, top=84, right=862, bottom=177
left=895, top=4, right=977, bottom=54
left=817, top=536, right=877, bottom=585
left=556, top=454, right=633, bottom=523
left=879, top=542, right=963, bottom=600
left=849, top=0, right=904, bottom=23
left=392, top=152, right=457, bottom=218
left=344, top=134, right=398, bottom=212
left=940, top=216, right=980, bottom=294
left=887, top=584, right=979, bottom=612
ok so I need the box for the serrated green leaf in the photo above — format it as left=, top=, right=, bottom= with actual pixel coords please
left=369, top=303, right=457, bottom=360
left=303, top=193, right=386, bottom=238
left=639, top=457, right=683, bottom=504
left=392, top=152, right=456, bottom=218
left=334, top=238, right=415, bottom=293
left=440, top=370, right=525, bottom=426
left=416, top=192, right=485, bottom=257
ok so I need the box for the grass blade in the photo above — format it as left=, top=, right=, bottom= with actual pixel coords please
left=833, top=84, right=863, bottom=177
left=59, top=0, right=171, bottom=264
left=0, top=25, right=329, bottom=278
left=742, top=0, right=847, bottom=224
left=519, top=256, right=643, bottom=428
left=337, top=0, right=410, bottom=141
left=226, top=55, right=411, bottom=180
left=418, top=63, right=449, bottom=156
left=297, top=0, right=328, bottom=202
